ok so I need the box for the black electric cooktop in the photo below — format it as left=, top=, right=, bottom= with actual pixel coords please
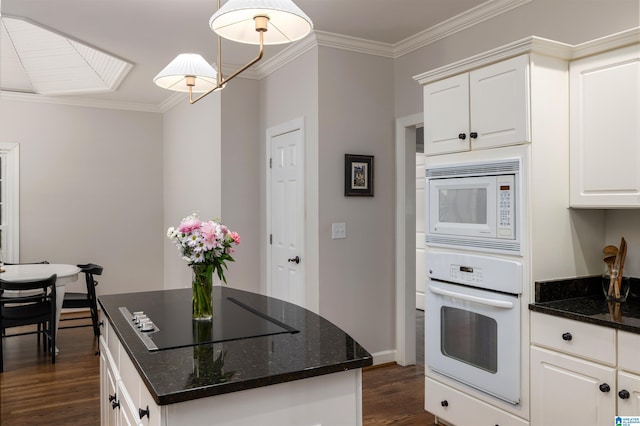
left=119, top=288, right=298, bottom=351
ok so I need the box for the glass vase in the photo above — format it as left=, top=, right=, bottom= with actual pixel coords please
left=191, top=263, right=214, bottom=320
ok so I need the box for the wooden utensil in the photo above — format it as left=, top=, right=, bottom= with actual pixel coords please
left=615, top=238, right=627, bottom=299
left=604, top=245, right=619, bottom=297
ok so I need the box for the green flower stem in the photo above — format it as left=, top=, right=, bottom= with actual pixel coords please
left=192, top=263, right=214, bottom=320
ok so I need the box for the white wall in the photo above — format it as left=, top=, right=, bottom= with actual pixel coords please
left=260, top=48, right=320, bottom=312
left=221, top=78, right=261, bottom=293
left=317, top=47, right=396, bottom=354
left=162, top=93, right=222, bottom=289
left=0, top=97, right=164, bottom=296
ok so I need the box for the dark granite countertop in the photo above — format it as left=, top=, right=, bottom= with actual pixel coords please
left=529, top=276, right=640, bottom=334
left=98, top=287, right=372, bottom=405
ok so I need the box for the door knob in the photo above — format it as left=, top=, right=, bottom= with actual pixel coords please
left=288, top=256, right=300, bottom=264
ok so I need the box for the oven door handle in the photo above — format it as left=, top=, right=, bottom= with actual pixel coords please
left=427, top=285, right=514, bottom=309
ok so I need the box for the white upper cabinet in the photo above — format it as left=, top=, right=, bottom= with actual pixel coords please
left=423, top=54, right=531, bottom=156
left=570, top=44, right=640, bottom=207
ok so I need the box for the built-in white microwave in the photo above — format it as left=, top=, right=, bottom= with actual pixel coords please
left=426, top=158, right=521, bottom=254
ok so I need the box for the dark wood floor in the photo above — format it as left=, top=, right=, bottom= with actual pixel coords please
left=1, top=311, right=436, bottom=425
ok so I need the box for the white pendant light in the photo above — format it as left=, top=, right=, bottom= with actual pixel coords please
left=153, top=0, right=313, bottom=104
left=153, top=54, right=218, bottom=93
left=209, top=0, right=313, bottom=45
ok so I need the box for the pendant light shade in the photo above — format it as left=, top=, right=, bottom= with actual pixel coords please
left=153, top=0, right=313, bottom=104
left=210, top=0, right=313, bottom=45
left=153, top=53, right=218, bottom=93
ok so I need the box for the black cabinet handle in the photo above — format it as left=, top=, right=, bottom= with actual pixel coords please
left=619, top=389, right=630, bottom=399
left=458, top=133, right=466, bottom=140
left=139, top=406, right=150, bottom=419
left=562, top=332, right=572, bottom=341
left=599, top=383, right=611, bottom=393
left=111, top=399, right=120, bottom=410
left=108, top=394, right=116, bottom=402
left=441, top=400, right=448, bottom=407
left=470, top=132, right=478, bottom=139
left=98, top=321, right=104, bottom=327
left=287, top=256, right=300, bottom=264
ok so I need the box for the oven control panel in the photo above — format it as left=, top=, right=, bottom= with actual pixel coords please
left=450, top=264, right=483, bottom=285
left=427, top=251, right=522, bottom=294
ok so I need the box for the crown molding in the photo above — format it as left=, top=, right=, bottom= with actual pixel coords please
left=313, top=31, right=395, bottom=58
left=413, top=36, right=573, bottom=85
left=570, top=27, right=640, bottom=60
left=254, top=32, right=319, bottom=77
left=0, top=90, right=162, bottom=113
left=394, top=0, right=533, bottom=58
left=413, top=27, right=640, bottom=85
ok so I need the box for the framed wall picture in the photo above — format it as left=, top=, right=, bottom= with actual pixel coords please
left=344, top=154, right=374, bottom=196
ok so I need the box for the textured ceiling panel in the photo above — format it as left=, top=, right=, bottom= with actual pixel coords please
left=0, top=16, right=132, bottom=95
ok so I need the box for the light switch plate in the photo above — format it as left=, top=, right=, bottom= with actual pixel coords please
left=332, top=223, right=346, bottom=239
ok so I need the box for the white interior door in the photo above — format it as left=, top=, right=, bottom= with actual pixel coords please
left=415, top=153, right=425, bottom=310
left=268, top=125, right=305, bottom=307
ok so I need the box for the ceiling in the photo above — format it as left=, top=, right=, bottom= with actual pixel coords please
left=1, top=0, right=489, bottom=108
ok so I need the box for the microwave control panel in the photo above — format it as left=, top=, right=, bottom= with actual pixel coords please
left=496, top=174, right=515, bottom=239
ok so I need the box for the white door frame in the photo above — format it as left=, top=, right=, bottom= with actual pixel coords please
left=395, top=113, right=423, bottom=366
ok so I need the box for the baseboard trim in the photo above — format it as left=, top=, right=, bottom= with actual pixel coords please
left=369, top=349, right=397, bottom=366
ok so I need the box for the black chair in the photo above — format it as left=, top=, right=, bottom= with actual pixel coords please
left=0, top=274, right=57, bottom=372
left=60, top=263, right=103, bottom=337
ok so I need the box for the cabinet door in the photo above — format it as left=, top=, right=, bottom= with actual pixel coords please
left=470, top=54, right=530, bottom=150
left=424, top=73, right=470, bottom=155
left=618, top=371, right=640, bottom=416
left=118, top=380, right=142, bottom=426
left=139, top=382, right=162, bottom=426
left=531, top=347, right=615, bottom=426
left=570, top=44, right=640, bottom=207
left=102, top=350, right=119, bottom=426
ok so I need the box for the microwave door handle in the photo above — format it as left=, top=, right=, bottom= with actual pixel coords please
left=427, top=285, right=514, bottom=309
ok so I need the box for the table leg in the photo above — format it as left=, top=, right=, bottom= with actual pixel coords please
left=54, top=284, right=65, bottom=354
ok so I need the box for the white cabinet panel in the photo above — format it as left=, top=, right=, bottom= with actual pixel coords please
left=470, top=54, right=530, bottom=150
left=530, top=311, right=616, bottom=366
left=423, top=55, right=530, bottom=156
left=424, top=73, right=469, bottom=155
left=618, top=330, right=640, bottom=374
left=570, top=44, right=640, bottom=207
left=530, top=347, right=615, bottom=426
left=618, top=370, right=640, bottom=417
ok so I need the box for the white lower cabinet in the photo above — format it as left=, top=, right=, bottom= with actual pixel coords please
left=618, top=371, right=640, bottom=416
left=530, top=347, right=615, bottom=425
left=530, top=312, right=640, bottom=425
left=425, top=378, right=529, bottom=426
left=101, top=346, right=119, bottom=426
left=99, top=330, right=161, bottom=426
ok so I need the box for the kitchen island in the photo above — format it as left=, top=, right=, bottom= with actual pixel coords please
left=97, top=286, right=372, bottom=426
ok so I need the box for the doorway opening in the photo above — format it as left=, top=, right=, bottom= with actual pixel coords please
left=394, top=113, right=423, bottom=366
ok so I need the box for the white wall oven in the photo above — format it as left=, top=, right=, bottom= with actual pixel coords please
left=426, top=158, right=521, bottom=254
left=425, top=251, right=522, bottom=404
